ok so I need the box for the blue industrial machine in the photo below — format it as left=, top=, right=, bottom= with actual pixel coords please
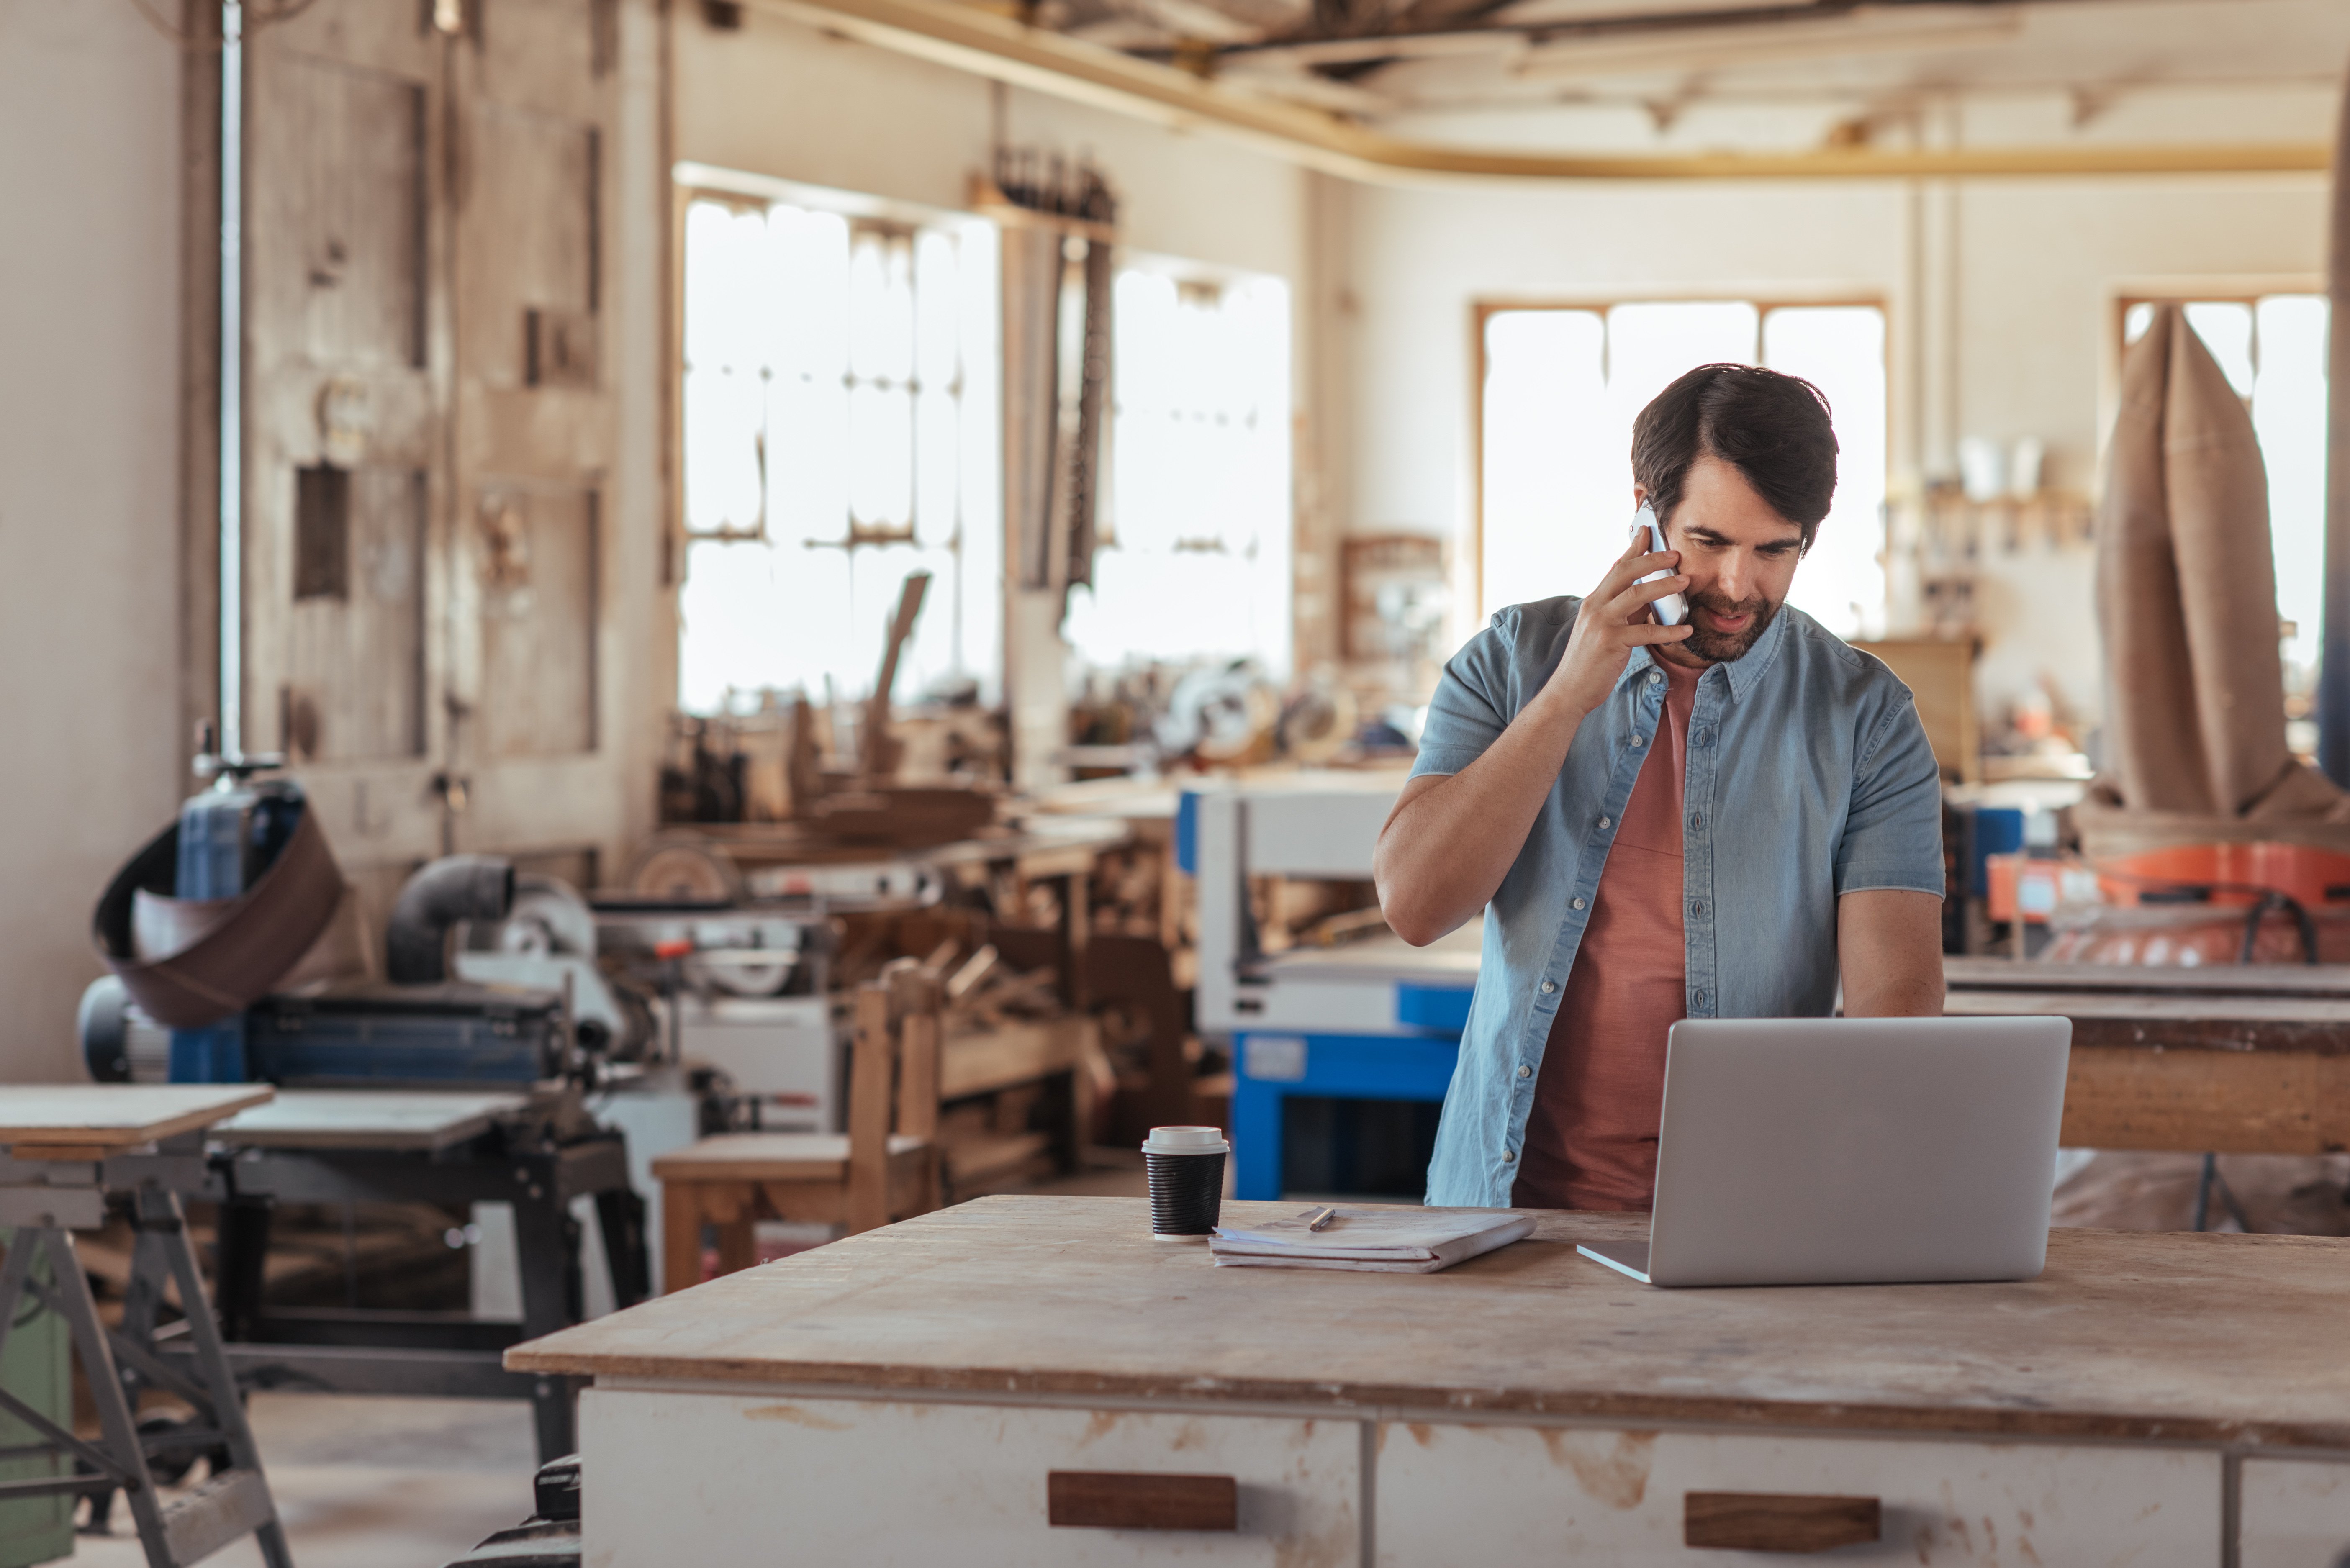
left=85, top=737, right=607, bottom=1089
left=165, top=738, right=306, bottom=1081
left=1182, top=778, right=1478, bottom=1199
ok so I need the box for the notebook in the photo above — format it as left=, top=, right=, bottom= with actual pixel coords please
left=1209, top=1207, right=1534, bottom=1273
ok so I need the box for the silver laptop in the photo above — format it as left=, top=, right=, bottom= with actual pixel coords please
left=1577, top=1015, right=2071, bottom=1288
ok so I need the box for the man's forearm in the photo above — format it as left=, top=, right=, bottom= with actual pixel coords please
left=1836, top=889, right=1946, bottom=1016
left=1375, top=686, right=1592, bottom=944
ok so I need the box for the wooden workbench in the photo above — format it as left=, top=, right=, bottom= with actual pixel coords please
left=512, top=1194, right=2350, bottom=1565
left=1945, top=959, right=2350, bottom=1154
left=0, top=1083, right=274, bottom=1160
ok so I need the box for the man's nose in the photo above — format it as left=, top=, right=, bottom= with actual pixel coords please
left=1715, top=552, right=1755, bottom=602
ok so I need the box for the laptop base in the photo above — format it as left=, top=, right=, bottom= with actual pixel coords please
left=1575, top=1240, right=1654, bottom=1284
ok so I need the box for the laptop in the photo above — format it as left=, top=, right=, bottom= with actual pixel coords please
left=1576, top=1015, right=2072, bottom=1288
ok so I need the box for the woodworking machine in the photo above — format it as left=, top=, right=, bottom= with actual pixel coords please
left=1182, top=775, right=1477, bottom=1198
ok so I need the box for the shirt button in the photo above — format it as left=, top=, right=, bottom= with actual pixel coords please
left=1598, top=816, right=1613, bottom=830
left=1630, top=735, right=1645, bottom=747
left=1502, top=1148, right=1517, bottom=1163
left=1539, top=979, right=1557, bottom=994
left=1649, top=671, right=1663, bottom=685
left=1518, top=1064, right=1533, bottom=1079
left=1571, top=896, right=1586, bottom=910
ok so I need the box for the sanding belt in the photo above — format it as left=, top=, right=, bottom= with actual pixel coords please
left=92, top=802, right=346, bottom=1029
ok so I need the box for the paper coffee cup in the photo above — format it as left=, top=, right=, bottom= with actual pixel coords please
left=1141, top=1126, right=1228, bottom=1237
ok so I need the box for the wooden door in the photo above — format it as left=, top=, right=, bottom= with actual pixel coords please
left=242, top=0, right=624, bottom=907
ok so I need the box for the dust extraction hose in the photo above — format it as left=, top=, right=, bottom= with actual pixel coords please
left=385, top=855, right=514, bottom=984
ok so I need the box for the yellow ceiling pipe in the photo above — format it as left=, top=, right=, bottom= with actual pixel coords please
left=746, top=0, right=2330, bottom=182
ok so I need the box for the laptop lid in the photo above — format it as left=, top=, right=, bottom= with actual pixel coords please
left=1640, top=1015, right=2071, bottom=1288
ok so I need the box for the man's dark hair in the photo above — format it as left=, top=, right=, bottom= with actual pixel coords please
left=1631, top=364, right=1838, bottom=550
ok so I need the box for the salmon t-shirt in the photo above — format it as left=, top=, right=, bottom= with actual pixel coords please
left=1512, top=657, right=1702, bottom=1211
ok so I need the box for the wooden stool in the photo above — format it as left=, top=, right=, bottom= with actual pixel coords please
left=655, top=970, right=942, bottom=1290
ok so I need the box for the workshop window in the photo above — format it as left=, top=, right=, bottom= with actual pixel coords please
left=676, top=195, right=1002, bottom=713
left=2121, top=295, right=2329, bottom=693
left=1478, top=300, right=1889, bottom=639
left=1062, top=268, right=1294, bottom=675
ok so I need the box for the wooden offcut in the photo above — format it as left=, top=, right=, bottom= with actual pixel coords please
left=0, top=1086, right=275, bottom=1152
left=1683, top=1491, right=1880, bottom=1551
left=1046, top=1471, right=1238, bottom=1532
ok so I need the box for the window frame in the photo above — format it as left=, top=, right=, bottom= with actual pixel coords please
left=1469, top=293, right=1889, bottom=623
left=666, top=165, right=1001, bottom=713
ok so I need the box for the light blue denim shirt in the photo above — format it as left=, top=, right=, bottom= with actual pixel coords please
left=1410, top=596, right=1945, bottom=1207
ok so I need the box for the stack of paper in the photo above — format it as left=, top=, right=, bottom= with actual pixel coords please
left=1209, top=1208, right=1535, bottom=1273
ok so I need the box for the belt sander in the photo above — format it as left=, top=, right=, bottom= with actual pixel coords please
left=83, top=744, right=637, bottom=1087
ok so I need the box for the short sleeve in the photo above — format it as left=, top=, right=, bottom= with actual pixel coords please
left=1409, top=609, right=1522, bottom=781
left=1834, top=691, right=1946, bottom=897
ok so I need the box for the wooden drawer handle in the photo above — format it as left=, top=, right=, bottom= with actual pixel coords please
left=1685, top=1491, right=1881, bottom=1552
left=1047, top=1470, right=1238, bottom=1532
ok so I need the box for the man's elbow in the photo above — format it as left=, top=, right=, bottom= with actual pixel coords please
left=1375, top=878, right=1440, bottom=947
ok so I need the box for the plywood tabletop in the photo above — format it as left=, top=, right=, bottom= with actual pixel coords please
left=1944, top=988, right=2350, bottom=1052
left=0, top=1084, right=276, bottom=1150
left=211, top=1090, right=529, bottom=1151
left=509, top=1195, right=2350, bottom=1450
left=1945, top=960, right=2350, bottom=998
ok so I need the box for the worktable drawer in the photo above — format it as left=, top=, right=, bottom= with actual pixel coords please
left=1373, top=1423, right=2219, bottom=1565
left=579, top=1389, right=1359, bottom=1566
left=2240, top=1458, right=2350, bottom=1567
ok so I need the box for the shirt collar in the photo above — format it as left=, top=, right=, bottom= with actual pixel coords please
left=1613, top=602, right=1793, bottom=702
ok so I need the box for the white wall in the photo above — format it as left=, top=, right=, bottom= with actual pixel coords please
left=1342, top=130, right=2330, bottom=734
left=0, top=1, right=187, bottom=1081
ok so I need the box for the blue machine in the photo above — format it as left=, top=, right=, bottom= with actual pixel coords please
left=1184, top=781, right=1478, bottom=1199
left=169, top=758, right=307, bottom=1083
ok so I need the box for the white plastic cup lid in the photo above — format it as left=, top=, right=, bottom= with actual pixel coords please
left=1142, top=1125, right=1229, bottom=1155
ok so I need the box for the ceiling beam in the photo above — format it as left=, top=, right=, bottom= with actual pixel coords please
left=745, top=0, right=2331, bottom=182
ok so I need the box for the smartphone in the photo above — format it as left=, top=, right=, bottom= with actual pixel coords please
left=1631, top=502, right=1687, bottom=626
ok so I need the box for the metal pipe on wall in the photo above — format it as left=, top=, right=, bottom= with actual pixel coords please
left=217, top=0, right=245, bottom=757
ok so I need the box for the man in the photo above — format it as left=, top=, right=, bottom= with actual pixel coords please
left=1374, top=364, right=1945, bottom=1212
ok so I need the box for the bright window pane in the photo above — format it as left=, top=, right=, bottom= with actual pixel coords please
left=679, top=193, right=999, bottom=713
left=1065, top=269, right=1292, bottom=674
left=1481, top=310, right=1610, bottom=615
left=682, top=365, right=763, bottom=536
left=2183, top=302, right=2256, bottom=397
left=1481, top=300, right=1887, bottom=636
left=1764, top=305, right=1888, bottom=637
left=2253, top=294, right=2329, bottom=671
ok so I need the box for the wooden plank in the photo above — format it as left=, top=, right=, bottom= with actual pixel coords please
left=509, top=1196, right=2350, bottom=1450
left=1683, top=1491, right=1880, bottom=1552
left=939, top=1016, right=1092, bottom=1101
left=2062, top=1047, right=2350, bottom=1155
left=653, top=1133, right=925, bottom=1183
left=1946, top=960, right=2350, bottom=1000
left=211, top=1089, right=528, bottom=1151
left=1046, top=1471, right=1237, bottom=1532
left=0, top=1086, right=275, bottom=1150
left=1945, top=990, right=2350, bottom=1054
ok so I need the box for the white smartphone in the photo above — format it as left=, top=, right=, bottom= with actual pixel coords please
left=1631, top=502, right=1687, bottom=626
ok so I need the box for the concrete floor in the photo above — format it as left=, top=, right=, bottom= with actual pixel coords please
left=67, top=1395, right=538, bottom=1568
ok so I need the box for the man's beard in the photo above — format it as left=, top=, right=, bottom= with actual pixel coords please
left=1679, top=587, right=1780, bottom=664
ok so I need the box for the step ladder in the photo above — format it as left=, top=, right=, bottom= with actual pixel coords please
left=0, top=1178, right=292, bottom=1568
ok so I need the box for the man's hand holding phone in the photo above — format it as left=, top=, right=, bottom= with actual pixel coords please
left=1539, top=524, right=1693, bottom=719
